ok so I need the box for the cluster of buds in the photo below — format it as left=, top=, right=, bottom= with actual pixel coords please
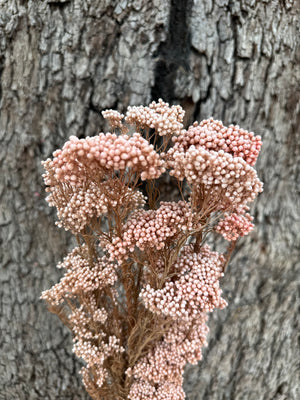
left=41, top=99, right=263, bottom=400
left=125, top=98, right=184, bottom=136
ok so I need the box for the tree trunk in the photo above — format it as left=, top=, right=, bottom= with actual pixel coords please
left=0, top=1, right=298, bottom=399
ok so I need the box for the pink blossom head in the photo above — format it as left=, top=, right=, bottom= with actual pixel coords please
left=141, top=245, right=227, bottom=319
left=172, top=118, right=262, bottom=165
left=167, top=145, right=263, bottom=211
left=215, top=212, right=254, bottom=241
left=125, top=98, right=185, bottom=136
left=43, top=132, right=165, bottom=188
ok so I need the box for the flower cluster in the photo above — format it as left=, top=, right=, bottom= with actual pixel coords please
left=167, top=146, right=263, bottom=210
left=41, top=250, right=117, bottom=305
left=167, top=117, right=263, bottom=212
left=173, top=118, right=262, bottom=166
left=70, top=299, right=124, bottom=392
left=106, top=201, right=198, bottom=263
left=76, top=335, right=124, bottom=387
left=45, top=179, right=145, bottom=233
left=41, top=100, right=263, bottom=400
left=43, top=132, right=164, bottom=187
left=215, top=212, right=254, bottom=241
left=102, top=109, right=125, bottom=129
left=46, top=182, right=111, bottom=233
left=127, top=316, right=209, bottom=400
left=125, top=99, right=184, bottom=136
left=141, top=245, right=227, bottom=319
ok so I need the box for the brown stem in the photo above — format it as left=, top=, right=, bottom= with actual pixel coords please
left=146, top=179, right=159, bottom=209
left=223, top=240, right=237, bottom=272
left=121, top=262, right=135, bottom=332
left=193, top=231, right=203, bottom=253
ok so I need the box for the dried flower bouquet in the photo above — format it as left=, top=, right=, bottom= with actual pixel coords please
left=41, top=99, right=263, bottom=400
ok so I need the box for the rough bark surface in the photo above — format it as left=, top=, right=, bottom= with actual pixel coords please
left=0, top=1, right=298, bottom=399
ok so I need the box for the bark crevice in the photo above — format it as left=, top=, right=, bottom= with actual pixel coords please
left=151, top=0, right=193, bottom=102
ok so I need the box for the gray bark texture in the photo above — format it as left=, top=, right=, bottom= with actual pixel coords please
left=0, top=0, right=299, bottom=399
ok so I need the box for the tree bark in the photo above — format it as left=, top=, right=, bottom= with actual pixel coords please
left=0, top=1, right=298, bottom=399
